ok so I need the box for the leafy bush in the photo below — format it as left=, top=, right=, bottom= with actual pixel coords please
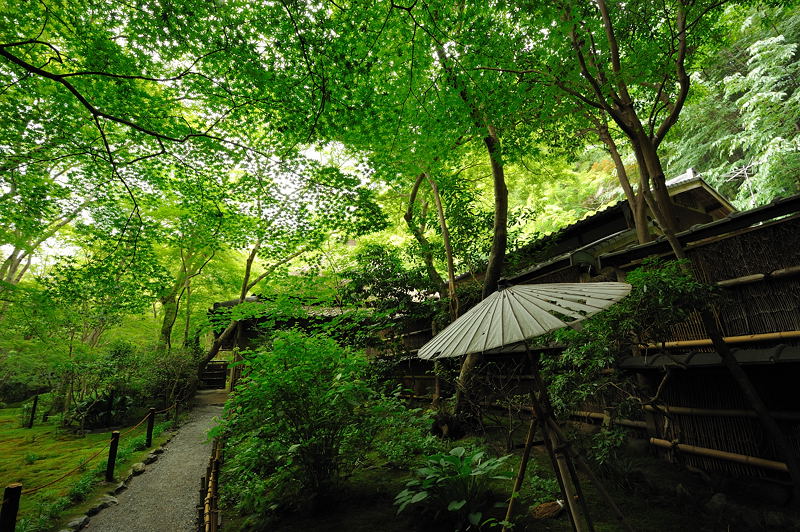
left=395, top=446, right=513, bottom=530
left=541, top=259, right=715, bottom=416
left=67, top=472, right=95, bottom=503
left=373, top=405, right=445, bottom=468
left=219, top=330, right=407, bottom=516
left=527, top=465, right=561, bottom=506
left=15, top=495, right=70, bottom=532
left=23, top=452, right=42, bottom=465
left=66, top=393, right=132, bottom=429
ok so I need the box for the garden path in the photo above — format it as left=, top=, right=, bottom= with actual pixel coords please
left=83, top=390, right=227, bottom=532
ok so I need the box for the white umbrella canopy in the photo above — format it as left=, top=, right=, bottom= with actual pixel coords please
left=418, top=282, right=631, bottom=360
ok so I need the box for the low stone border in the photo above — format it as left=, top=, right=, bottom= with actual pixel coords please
left=58, top=432, right=177, bottom=531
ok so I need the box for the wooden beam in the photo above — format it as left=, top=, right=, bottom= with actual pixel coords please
left=646, top=330, right=800, bottom=349
left=649, top=438, right=788, bottom=472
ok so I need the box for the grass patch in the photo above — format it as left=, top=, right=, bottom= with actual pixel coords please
left=0, top=405, right=173, bottom=532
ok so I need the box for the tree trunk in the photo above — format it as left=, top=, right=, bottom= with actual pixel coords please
left=596, top=120, right=651, bottom=244
left=199, top=244, right=305, bottom=371
left=427, top=174, right=459, bottom=320
left=183, top=280, right=192, bottom=348
left=635, top=130, right=679, bottom=236
left=481, top=124, right=509, bottom=299
left=405, top=173, right=446, bottom=289
left=205, top=322, right=238, bottom=365
left=158, top=293, right=179, bottom=351
left=453, top=124, right=509, bottom=416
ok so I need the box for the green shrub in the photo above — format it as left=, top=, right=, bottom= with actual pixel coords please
left=373, top=405, right=445, bottom=468
left=541, top=259, right=715, bottom=416
left=16, top=495, right=70, bottom=532
left=527, top=465, right=561, bottom=506
left=23, top=452, right=42, bottom=465
left=67, top=472, right=95, bottom=503
left=395, top=446, right=513, bottom=530
left=219, top=330, right=400, bottom=515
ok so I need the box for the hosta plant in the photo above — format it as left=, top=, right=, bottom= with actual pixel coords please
left=395, top=446, right=513, bottom=530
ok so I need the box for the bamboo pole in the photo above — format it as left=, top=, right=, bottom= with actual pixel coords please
left=528, top=354, right=592, bottom=532
left=649, top=438, right=788, bottom=472
left=716, top=265, right=800, bottom=287
left=572, top=411, right=648, bottom=429
left=502, top=417, right=538, bottom=531
left=646, top=330, right=800, bottom=349
left=545, top=418, right=635, bottom=532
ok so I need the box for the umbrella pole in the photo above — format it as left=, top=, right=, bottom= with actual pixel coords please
left=501, top=416, right=538, bottom=531
left=529, top=354, right=593, bottom=532
left=544, top=417, right=635, bottom=532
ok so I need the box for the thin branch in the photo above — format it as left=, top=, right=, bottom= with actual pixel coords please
left=654, top=3, right=689, bottom=146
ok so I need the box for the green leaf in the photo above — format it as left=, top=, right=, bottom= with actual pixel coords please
left=410, top=491, right=429, bottom=504
left=449, top=446, right=466, bottom=458
left=447, top=500, right=467, bottom=511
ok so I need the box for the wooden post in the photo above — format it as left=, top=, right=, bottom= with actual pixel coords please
left=211, top=458, right=220, bottom=531
left=528, top=353, right=590, bottom=532
left=27, top=395, right=38, bottom=429
left=173, top=402, right=180, bottom=428
left=502, top=417, right=538, bottom=530
left=198, top=476, right=206, bottom=532
left=0, top=483, right=22, bottom=532
left=146, top=408, right=156, bottom=448
left=106, top=431, right=120, bottom=482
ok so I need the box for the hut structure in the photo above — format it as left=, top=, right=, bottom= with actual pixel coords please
left=393, top=170, right=737, bottom=387
left=393, top=170, right=800, bottom=499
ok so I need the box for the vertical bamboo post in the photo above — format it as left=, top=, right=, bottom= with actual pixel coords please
left=211, top=458, right=220, bottom=531
left=105, top=431, right=120, bottom=482
left=27, top=395, right=38, bottom=429
left=0, top=483, right=22, bottom=532
left=528, top=352, right=591, bottom=532
left=197, top=476, right=206, bottom=532
left=146, top=408, right=156, bottom=448
left=502, top=417, right=538, bottom=530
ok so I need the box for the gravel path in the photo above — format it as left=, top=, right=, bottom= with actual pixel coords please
left=84, top=391, right=226, bottom=532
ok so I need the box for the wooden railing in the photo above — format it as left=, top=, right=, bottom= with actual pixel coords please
left=198, top=438, right=223, bottom=532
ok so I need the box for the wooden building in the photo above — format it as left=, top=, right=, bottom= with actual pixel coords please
left=396, top=171, right=800, bottom=496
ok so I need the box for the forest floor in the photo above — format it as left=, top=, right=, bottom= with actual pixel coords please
left=221, top=418, right=800, bottom=532
left=80, top=390, right=226, bottom=532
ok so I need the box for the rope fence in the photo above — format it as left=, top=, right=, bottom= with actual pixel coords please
left=1, top=402, right=178, bottom=530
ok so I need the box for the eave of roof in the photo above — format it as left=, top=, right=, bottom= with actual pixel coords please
left=599, top=193, right=800, bottom=269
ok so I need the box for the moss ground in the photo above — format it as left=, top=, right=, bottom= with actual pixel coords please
left=0, top=405, right=173, bottom=531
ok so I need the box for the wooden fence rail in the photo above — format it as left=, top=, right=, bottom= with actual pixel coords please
left=398, top=390, right=799, bottom=475
left=198, top=438, right=224, bottom=532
